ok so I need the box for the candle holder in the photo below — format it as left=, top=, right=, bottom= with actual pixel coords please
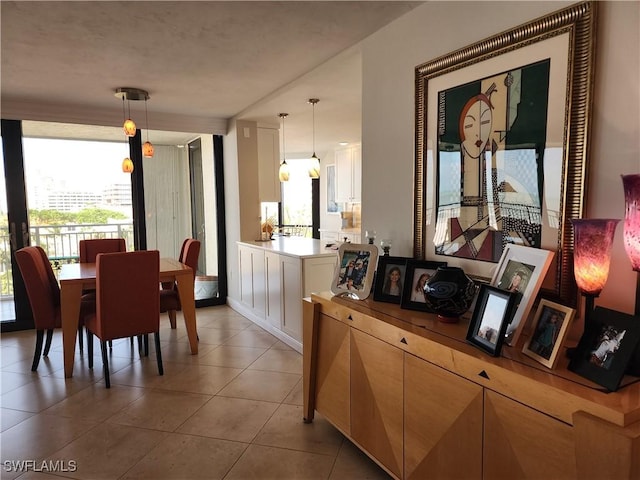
left=380, top=239, right=392, bottom=256
left=365, top=230, right=377, bottom=245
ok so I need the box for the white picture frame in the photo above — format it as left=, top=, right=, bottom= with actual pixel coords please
left=522, top=299, right=575, bottom=369
left=330, top=243, right=378, bottom=300
left=490, top=244, right=554, bottom=346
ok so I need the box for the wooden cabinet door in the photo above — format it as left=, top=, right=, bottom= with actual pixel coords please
left=335, top=147, right=353, bottom=203
left=351, top=144, right=361, bottom=202
left=484, top=390, right=577, bottom=479
left=264, top=251, right=281, bottom=330
left=238, top=245, right=254, bottom=307
left=315, top=313, right=351, bottom=434
left=404, top=353, right=483, bottom=479
left=351, top=329, right=403, bottom=478
left=250, top=247, right=266, bottom=317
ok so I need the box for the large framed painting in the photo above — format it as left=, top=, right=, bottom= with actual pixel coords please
left=414, top=2, right=597, bottom=308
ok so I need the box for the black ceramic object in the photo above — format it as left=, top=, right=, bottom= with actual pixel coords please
left=423, top=266, right=477, bottom=323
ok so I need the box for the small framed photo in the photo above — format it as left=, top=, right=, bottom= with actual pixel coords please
left=568, top=306, right=640, bottom=392
left=372, top=256, right=410, bottom=304
left=330, top=243, right=378, bottom=300
left=522, top=300, right=575, bottom=369
left=400, top=259, right=447, bottom=311
left=466, top=285, right=518, bottom=357
left=491, top=244, right=554, bottom=346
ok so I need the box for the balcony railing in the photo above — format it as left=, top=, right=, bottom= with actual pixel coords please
left=0, top=222, right=134, bottom=296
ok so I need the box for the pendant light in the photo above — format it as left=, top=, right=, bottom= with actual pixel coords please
left=142, top=96, right=154, bottom=158
left=115, top=87, right=152, bottom=172
left=278, top=113, right=290, bottom=182
left=308, top=98, right=320, bottom=179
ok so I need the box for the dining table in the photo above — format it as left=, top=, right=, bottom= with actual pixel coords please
left=58, top=257, right=198, bottom=378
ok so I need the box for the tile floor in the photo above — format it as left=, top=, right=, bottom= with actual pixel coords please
left=0, top=305, right=391, bottom=480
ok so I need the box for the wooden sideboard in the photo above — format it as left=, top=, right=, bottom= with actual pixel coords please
left=302, top=292, right=640, bottom=480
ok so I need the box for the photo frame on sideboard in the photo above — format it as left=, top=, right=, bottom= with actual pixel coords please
left=466, top=284, right=517, bottom=357
left=373, top=256, right=410, bottom=304
left=400, top=259, right=447, bottom=311
left=568, top=306, right=640, bottom=392
left=491, top=245, right=554, bottom=346
left=413, top=2, right=597, bottom=310
left=331, top=243, right=378, bottom=300
left=522, top=299, right=575, bottom=369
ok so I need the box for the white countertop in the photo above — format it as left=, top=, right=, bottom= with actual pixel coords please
left=238, top=237, right=339, bottom=259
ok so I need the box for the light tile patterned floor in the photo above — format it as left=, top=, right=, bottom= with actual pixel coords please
left=0, top=305, right=391, bottom=479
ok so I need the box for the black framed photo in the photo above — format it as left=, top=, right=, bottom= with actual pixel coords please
left=372, top=256, right=410, bottom=304
left=568, top=307, right=640, bottom=392
left=400, top=259, right=447, bottom=311
left=466, top=285, right=517, bottom=357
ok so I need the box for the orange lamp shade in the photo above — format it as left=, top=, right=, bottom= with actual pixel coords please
left=123, top=118, right=136, bottom=137
left=622, top=174, right=640, bottom=271
left=571, top=218, right=619, bottom=296
left=143, top=141, right=154, bottom=158
left=122, top=157, right=134, bottom=173
left=278, top=161, right=289, bottom=182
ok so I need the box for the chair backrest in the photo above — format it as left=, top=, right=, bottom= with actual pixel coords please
left=14, top=246, right=60, bottom=329
left=181, top=239, right=201, bottom=280
left=79, top=238, right=126, bottom=263
left=94, top=250, right=160, bottom=341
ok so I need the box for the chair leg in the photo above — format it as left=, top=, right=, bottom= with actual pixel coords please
left=43, top=329, right=54, bottom=356
left=100, top=340, right=110, bottom=388
left=168, top=310, right=177, bottom=329
left=137, top=335, right=143, bottom=356
left=143, top=334, right=149, bottom=357
left=78, top=325, right=84, bottom=353
left=154, top=332, right=163, bottom=376
left=31, top=330, right=44, bottom=371
left=109, top=340, right=113, bottom=350
left=87, top=331, right=94, bottom=369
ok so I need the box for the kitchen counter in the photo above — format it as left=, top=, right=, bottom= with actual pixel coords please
left=239, top=237, right=338, bottom=259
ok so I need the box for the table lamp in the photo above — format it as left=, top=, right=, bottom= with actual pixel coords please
left=622, top=174, right=640, bottom=316
left=571, top=218, right=620, bottom=331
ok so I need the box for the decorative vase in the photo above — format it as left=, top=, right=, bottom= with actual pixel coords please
left=423, top=266, right=477, bottom=323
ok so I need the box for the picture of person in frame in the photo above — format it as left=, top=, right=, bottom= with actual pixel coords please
left=382, top=265, right=404, bottom=297
left=528, top=307, right=564, bottom=360
left=410, top=269, right=433, bottom=303
left=337, top=251, right=371, bottom=292
left=589, top=326, right=626, bottom=370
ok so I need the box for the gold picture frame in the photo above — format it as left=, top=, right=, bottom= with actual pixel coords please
left=414, top=2, right=597, bottom=308
left=523, top=299, right=575, bottom=369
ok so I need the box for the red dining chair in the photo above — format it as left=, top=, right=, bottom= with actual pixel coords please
left=84, top=250, right=162, bottom=388
left=79, top=238, right=126, bottom=349
left=160, top=238, right=200, bottom=329
left=14, top=246, right=93, bottom=371
left=79, top=238, right=126, bottom=263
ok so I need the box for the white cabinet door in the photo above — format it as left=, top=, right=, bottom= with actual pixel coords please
left=251, top=247, right=266, bottom=318
left=281, top=255, right=303, bottom=341
left=257, top=127, right=280, bottom=203
left=334, top=145, right=361, bottom=203
left=265, top=251, right=282, bottom=329
left=239, top=245, right=254, bottom=308
left=335, top=147, right=353, bottom=203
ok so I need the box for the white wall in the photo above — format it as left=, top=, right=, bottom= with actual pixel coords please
left=361, top=1, right=638, bottom=315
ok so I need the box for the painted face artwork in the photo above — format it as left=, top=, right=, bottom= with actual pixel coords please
left=460, top=94, right=493, bottom=160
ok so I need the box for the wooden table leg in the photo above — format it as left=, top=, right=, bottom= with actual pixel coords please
left=60, top=283, right=83, bottom=378
left=303, top=298, right=320, bottom=423
left=176, top=272, right=198, bottom=354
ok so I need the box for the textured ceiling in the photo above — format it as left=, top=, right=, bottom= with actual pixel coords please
left=1, top=1, right=423, bottom=154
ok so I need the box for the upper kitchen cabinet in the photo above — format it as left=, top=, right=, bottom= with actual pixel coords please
left=258, top=126, right=281, bottom=203
left=335, top=144, right=361, bottom=203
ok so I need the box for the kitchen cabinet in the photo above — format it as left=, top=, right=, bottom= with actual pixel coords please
left=235, top=239, right=336, bottom=351
left=257, top=126, right=280, bottom=202
left=335, top=144, right=361, bottom=203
